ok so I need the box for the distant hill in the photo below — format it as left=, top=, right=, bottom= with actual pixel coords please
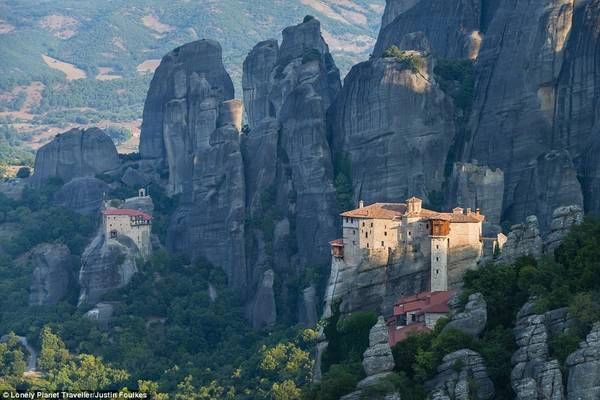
left=0, top=1, right=383, bottom=170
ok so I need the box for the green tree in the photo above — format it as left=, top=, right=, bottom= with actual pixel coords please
left=48, top=354, right=129, bottom=391
left=38, top=326, right=70, bottom=372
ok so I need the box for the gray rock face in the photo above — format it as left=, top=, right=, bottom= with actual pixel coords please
left=139, top=39, right=234, bottom=163
left=465, top=0, right=580, bottom=228
left=554, top=0, right=600, bottom=215
left=544, top=205, right=583, bottom=254
left=52, top=177, right=109, bottom=214
left=380, top=0, right=421, bottom=29
left=362, top=316, right=395, bottom=376
left=330, top=54, right=455, bottom=204
left=246, top=269, right=277, bottom=330
left=445, top=162, right=504, bottom=224
left=497, top=216, right=544, bottom=265
left=509, top=150, right=583, bottom=233
left=374, top=0, right=482, bottom=59
left=427, top=349, right=495, bottom=400
left=31, top=128, right=120, bottom=188
left=29, top=243, right=73, bottom=306
left=511, top=302, right=565, bottom=400
left=566, top=323, right=600, bottom=400
left=443, top=292, right=487, bottom=337
left=79, top=230, right=141, bottom=305
left=241, top=17, right=341, bottom=323
left=123, top=195, right=154, bottom=215
left=121, top=167, right=150, bottom=189
left=167, top=116, right=246, bottom=288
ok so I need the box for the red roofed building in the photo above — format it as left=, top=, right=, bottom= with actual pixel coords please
left=386, top=290, right=456, bottom=347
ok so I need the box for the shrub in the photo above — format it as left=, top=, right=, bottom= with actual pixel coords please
left=382, top=46, right=422, bottom=72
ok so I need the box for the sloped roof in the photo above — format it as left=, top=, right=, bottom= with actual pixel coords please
left=341, top=203, right=407, bottom=220
left=102, top=208, right=152, bottom=221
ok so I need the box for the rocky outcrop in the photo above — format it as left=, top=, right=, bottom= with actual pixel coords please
left=509, top=150, right=583, bottom=233
left=497, top=216, right=544, bottom=265
left=139, top=39, right=234, bottom=163
left=242, top=39, right=279, bottom=128
left=52, top=177, right=109, bottom=214
left=566, top=322, right=600, bottom=400
left=29, top=243, right=73, bottom=306
left=544, top=205, right=583, bottom=254
left=123, top=194, right=154, bottom=215
left=330, top=53, right=455, bottom=204
left=443, top=292, right=487, bottom=337
left=139, top=39, right=235, bottom=195
left=246, top=269, right=277, bottom=330
left=79, top=231, right=141, bottom=305
left=445, top=162, right=504, bottom=224
left=374, top=0, right=482, bottom=59
left=511, top=302, right=565, bottom=400
left=31, top=128, right=120, bottom=188
left=427, top=349, right=495, bottom=400
left=362, top=316, right=395, bottom=377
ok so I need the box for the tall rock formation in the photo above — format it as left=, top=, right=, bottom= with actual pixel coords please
left=52, top=177, right=109, bottom=215
left=241, top=17, right=341, bottom=321
left=139, top=39, right=235, bottom=195
left=167, top=101, right=246, bottom=288
left=330, top=51, right=455, bottom=204
left=31, top=128, right=120, bottom=188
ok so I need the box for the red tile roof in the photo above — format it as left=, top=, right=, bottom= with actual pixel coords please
left=387, top=322, right=431, bottom=345
left=102, top=208, right=152, bottom=221
left=341, top=203, right=407, bottom=220
left=393, top=290, right=456, bottom=315
left=340, top=200, right=485, bottom=223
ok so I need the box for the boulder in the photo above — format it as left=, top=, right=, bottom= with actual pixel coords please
left=443, top=292, right=487, bottom=337
left=566, top=323, right=600, bottom=400
left=31, top=127, right=120, bottom=188
left=29, top=243, right=73, bottom=306
left=426, top=349, right=494, bottom=400
left=52, top=177, right=108, bottom=214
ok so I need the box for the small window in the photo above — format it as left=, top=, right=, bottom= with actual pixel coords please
left=353, top=230, right=356, bottom=235
left=363, top=222, right=365, bottom=227
left=436, top=244, right=439, bottom=249
left=408, top=231, right=412, bottom=236
left=365, top=232, right=368, bottom=238
left=370, top=222, right=373, bottom=227
left=384, top=231, right=387, bottom=236
left=436, top=257, right=439, bottom=262
left=381, top=241, right=384, bottom=247
left=436, top=269, right=439, bottom=274
left=411, top=314, right=416, bottom=322
left=367, top=243, right=369, bottom=248
left=110, top=230, right=118, bottom=239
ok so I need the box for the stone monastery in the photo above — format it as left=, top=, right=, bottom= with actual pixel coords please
left=101, top=189, right=152, bottom=259
left=330, top=197, right=487, bottom=292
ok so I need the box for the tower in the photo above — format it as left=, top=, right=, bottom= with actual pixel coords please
left=429, top=218, right=450, bottom=291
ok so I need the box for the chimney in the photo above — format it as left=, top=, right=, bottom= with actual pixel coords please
left=359, top=200, right=364, bottom=208
left=453, top=207, right=464, bottom=214
left=476, top=208, right=481, bottom=215
left=467, top=208, right=472, bottom=214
